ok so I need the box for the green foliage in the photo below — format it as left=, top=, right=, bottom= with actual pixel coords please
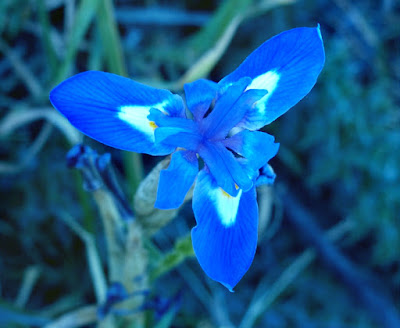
left=0, top=0, right=31, bottom=37
left=186, top=0, right=253, bottom=56
left=53, top=0, right=100, bottom=85
left=149, top=233, right=195, bottom=281
left=280, top=35, right=400, bottom=264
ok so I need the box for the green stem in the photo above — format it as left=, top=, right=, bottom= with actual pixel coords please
left=73, top=170, right=95, bottom=233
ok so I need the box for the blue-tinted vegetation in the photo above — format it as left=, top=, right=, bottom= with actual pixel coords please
left=0, top=0, right=399, bottom=327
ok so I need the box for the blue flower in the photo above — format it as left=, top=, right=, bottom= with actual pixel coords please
left=50, top=26, right=325, bottom=291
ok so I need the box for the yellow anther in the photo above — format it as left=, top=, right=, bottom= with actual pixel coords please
left=149, top=121, right=158, bottom=130
left=220, top=188, right=233, bottom=199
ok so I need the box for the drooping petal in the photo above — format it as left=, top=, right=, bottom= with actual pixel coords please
left=50, top=71, right=185, bottom=155
left=155, top=150, right=198, bottom=209
left=223, top=130, right=279, bottom=170
left=198, top=141, right=253, bottom=196
left=191, top=169, right=258, bottom=291
left=200, top=77, right=251, bottom=139
left=219, top=26, right=325, bottom=129
left=184, top=79, right=218, bottom=121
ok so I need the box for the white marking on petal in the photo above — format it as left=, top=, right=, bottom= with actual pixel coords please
left=117, top=100, right=169, bottom=140
left=246, top=70, right=280, bottom=93
left=246, top=70, right=280, bottom=116
left=210, top=187, right=243, bottom=227
left=118, top=105, right=154, bottom=140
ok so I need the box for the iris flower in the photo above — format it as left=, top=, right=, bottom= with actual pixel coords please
left=50, top=26, right=325, bottom=291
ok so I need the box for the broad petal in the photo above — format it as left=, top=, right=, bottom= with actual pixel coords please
left=198, top=141, right=253, bottom=196
left=155, top=150, right=198, bottom=209
left=184, top=79, right=218, bottom=121
left=50, top=71, right=185, bottom=155
left=191, top=169, right=258, bottom=291
left=201, top=77, right=251, bottom=139
left=223, top=130, right=279, bottom=170
left=219, top=26, right=325, bottom=129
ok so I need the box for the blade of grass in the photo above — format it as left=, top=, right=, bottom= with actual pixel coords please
left=73, top=170, right=96, bottom=233
left=149, top=232, right=195, bottom=281
left=53, top=0, right=100, bottom=85
left=88, top=24, right=104, bottom=71
left=172, top=0, right=295, bottom=88
left=153, top=305, right=178, bottom=328
left=15, top=266, right=41, bottom=308
left=239, top=220, right=354, bottom=328
left=186, top=0, right=252, bottom=56
left=0, top=107, right=80, bottom=145
left=0, top=301, right=50, bottom=327
left=0, top=123, right=53, bottom=174
left=49, top=0, right=101, bottom=237
left=187, top=0, right=295, bottom=57
left=57, top=211, right=107, bottom=304
left=123, top=152, right=144, bottom=197
left=0, top=39, right=43, bottom=98
left=43, top=305, right=98, bottom=328
left=96, top=0, right=126, bottom=77
left=174, top=12, right=243, bottom=88
left=37, top=0, right=58, bottom=76
left=96, top=0, right=143, bottom=195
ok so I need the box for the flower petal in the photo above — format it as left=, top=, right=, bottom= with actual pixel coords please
left=207, top=88, right=268, bottom=140
left=219, top=26, right=325, bottom=129
left=198, top=141, right=253, bottom=196
left=184, top=79, right=218, bottom=121
left=50, top=71, right=185, bottom=155
left=191, top=169, right=258, bottom=291
left=201, top=77, right=251, bottom=139
left=154, top=128, right=203, bottom=151
left=149, top=108, right=203, bottom=151
left=255, top=163, right=276, bottom=186
left=223, top=130, right=279, bottom=170
left=155, top=150, right=198, bottom=209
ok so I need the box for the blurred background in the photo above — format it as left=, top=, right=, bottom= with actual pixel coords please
left=0, top=0, right=399, bottom=327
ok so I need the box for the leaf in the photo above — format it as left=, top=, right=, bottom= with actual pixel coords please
left=153, top=306, right=178, bottom=328
left=37, top=0, right=58, bottom=75
left=173, top=0, right=296, bottom=88
left=150, top=233, right=195, bottom=281
left=53, top=0, right=100, bottom=84
left=0, top=301, right=49, bottom=327
left=96, top=0, right=127, bottom=76
left=186, top=0, right=253, bottom=56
